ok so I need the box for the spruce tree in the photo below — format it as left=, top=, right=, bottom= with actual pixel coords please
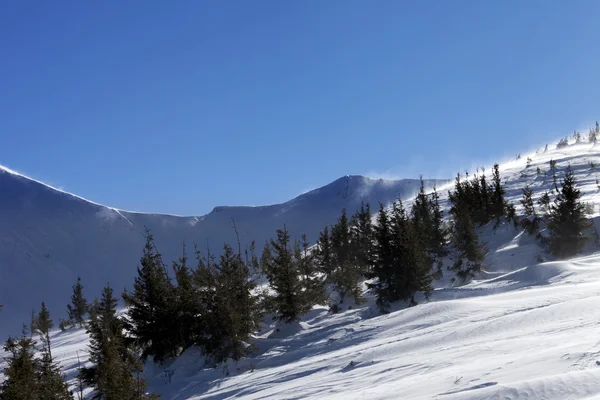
left=1, top=327, right=40, bottom=400
left=350, top=201, right=374, bottom=277
left=37, top=338, right=72, bottom=400
left=67, top=276, right=88, bottom=328
left=36, top=302, right=53, bottom=338
left=36, top=302, right=54, bottom=361
left=122, top=232, right=178, bottom=363
left=262, top=226, right=325, bottom=322
left=81, top=284, right=157, bottom=400
left=520, top=185, right=539, bottom=235
left=450, top=201, right=486, bottom=283
left=429, top=185, right=448, bottom=259
left=172, top=243, right=197, bottom=352
left=367, top=203, right=394, bottom=312
left=547, top=165, right=592, bottom=258
left=315, top=226, right=333, bottom=276
left=204, top=244, right=261, bottom=362
left=490, top=163, right=506, bottom=225
left=329, top=209, right=363, bottom=305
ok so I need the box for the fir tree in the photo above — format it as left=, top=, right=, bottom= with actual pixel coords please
left=67, top=276, right=88, bottom=328
left=171, top=243, right=197, bottom=352
left=329, top=208, right=363, bottom=305
left=122, top=232, right=178, bottom=363
left=204, top=244, right=262, bottom=362
left=81, top=284, right=157, bottom=400
left=350, top=201, right=374, bottom=277
left=520, top=185, right=539, bottom=235
left=490, top=163, right=507, bottom=225
left=315, top=226, right=333, bottom=276
left=429, top=186, right=448, bottom=259
left=36, top=302, right=54, bottom=361
left=296, top=234, right=327, bottom=307
left=262, top=226, right=324, bottom=322
left=367, top=203, right=394, bottom=312
left=547, top=165, right=592, bottom=258
left=36, top=302, right=53, bottom=338
left=30, top=309, right=36, bottom=338
left=1, top=328, right=40, bottom=400
left=449, top=201, right=486, bottom=283
left=37, top=337, right=72, bottom=400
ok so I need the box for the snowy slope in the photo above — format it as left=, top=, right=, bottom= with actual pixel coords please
left=0, top=168, right=445, bottom=338
left=5, top=137, right=600, bottom=399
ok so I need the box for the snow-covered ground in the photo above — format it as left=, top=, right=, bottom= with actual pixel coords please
left=5, top=136, right=600, bottom=399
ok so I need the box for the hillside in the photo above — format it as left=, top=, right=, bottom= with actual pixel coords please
left=4, top=136, right=600, bottom=399
left=0, top=169, right=445, bottom=338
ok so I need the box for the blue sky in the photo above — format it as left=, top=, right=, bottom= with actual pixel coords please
left=1, top=1, right=600, bottom=215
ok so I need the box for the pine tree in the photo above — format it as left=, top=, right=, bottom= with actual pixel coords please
left=36, top=302, right=54, bottom=362
left=30, top=309, right=37, bottom=338
left=490, top=163, right=506, bottom=225
left=296, top=234, right=327, bottom=307
left=329, top=209, right=363, bottom=305
left=547, top=165, right=592, bottom=258
left=81, top=284, right=157, bottom=400
left=367, top=204, right=394, bottom=312
left=36, top=302, right=53, bottom=338
left=122, top=232, right=178, bottom=363
left=520, top=185, right=539, bottom=235
left=171, top=243, right=197, bottom=352
left=1, top=328, right=41, bottom=400
left=449, top=201, right=486, bottom=283
left=315, top=226, right=333, bottom=276
left=204, top=244, right=262, bottom=362
left=37, top=337, right=72, bottom=400
left=429, top=185, right=448, bottom=259
left=350, top=201, right=374, bottom=277
left=67, top=276, right=88, bottom=328
left=262, top=226, right=324, bottom=322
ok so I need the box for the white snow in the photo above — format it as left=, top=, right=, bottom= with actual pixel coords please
left=4, top=135, right=600, bottom=399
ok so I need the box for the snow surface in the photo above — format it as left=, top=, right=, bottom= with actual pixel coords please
left=4, top=137, right=600, bottom=399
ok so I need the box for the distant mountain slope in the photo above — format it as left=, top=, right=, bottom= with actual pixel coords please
left=0, top=168, right=447, bottom=337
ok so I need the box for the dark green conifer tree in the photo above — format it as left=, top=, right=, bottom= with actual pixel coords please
left=329, top=209, right=363, bottom=305
left=367, top=203, right=394, bottom=312
left=1, top=328, right=41, bottom=400
left=350, top=201, right=374, bottom=277
left=122, top=232, right=177, bottom=363
left=520, top=185, right=539, bottom=235
left=36, top=302, right=54, bottom=361
left=449, top=201, right=486, bottom=283
left=490, top=163, right=507, bottom=225
left=204, top=244, right=262, bottom=362
left=67, top=276, right=88, bottom=328
left=547, top=165, right=592, bottom=258
left=315, top=226, right=333, bottom=276
left=81, top=284, right=157, bottom=400
left=262, top=226, right=324, bottom=322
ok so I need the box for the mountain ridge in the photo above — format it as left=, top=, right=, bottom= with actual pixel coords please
left=0, top=164, right=448, bottom=338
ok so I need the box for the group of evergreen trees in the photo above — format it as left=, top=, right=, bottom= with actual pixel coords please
left=121, top=233, right=262, bottom=366
left=445, top=164, right=516, bottom=281
left=1, top=158, right=594, bottom=397
left=1, top=303, right=71, bottom=400
left=519, top=164, right=592, bottom=258
left=312, top=180, right=447, bottom=313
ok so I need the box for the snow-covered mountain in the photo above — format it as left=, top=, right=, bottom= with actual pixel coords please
left=0, top=168, right=445, bottom=338
left=6, top=136, right=600, bottom=399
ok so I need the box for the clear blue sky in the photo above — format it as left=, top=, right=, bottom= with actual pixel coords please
left=2, top=0, right=600, bottom=215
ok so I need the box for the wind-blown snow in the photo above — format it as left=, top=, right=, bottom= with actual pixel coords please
left=4, top=137, right=600, bottom=399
